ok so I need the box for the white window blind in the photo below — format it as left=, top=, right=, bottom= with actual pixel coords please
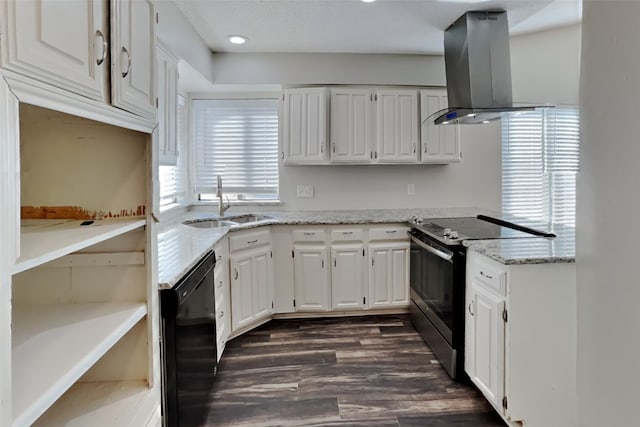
left=192, top=99, right=279, bottom=201
left=159, top=95, right=188, bottom=209
left=502, top=108, right=579, bottom=227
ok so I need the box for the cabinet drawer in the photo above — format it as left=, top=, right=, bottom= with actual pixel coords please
left=229, top=230, right=271, bottom=252
left=292, top=229, right=327, bottom=243
left=331, top=229, right=364, bottom=242
left=369, top=226, right=409, bottom=241
left=471, top=258, right=506, bottom=295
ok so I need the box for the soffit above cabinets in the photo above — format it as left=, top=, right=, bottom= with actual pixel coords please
left=172, top=0, right=581, bottom=54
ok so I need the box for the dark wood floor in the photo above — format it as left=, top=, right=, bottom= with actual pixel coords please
left=198, top=315, right=505, bottom=427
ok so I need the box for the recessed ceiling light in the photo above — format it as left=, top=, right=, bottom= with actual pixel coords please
left=227, top=35, right=247, bottom=45
left=361, top=0, right=376, bottom=3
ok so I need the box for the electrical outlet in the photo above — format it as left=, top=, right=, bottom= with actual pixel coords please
left=407, top=184, right=416, bottom=195
left=297, top=185, right=314, bottom=198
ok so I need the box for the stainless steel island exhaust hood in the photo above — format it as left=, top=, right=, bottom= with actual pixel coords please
left=433, top=11, right=548, bottom=125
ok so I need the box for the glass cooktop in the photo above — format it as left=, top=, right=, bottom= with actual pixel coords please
left=412, top=215, right=554, bottom=246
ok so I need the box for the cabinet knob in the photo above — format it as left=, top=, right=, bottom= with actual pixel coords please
left=95, top=30, right=107, bottom=66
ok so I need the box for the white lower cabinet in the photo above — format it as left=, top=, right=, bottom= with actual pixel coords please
left=229, top=229, right=273, bottom=332
left=213, top=239, right=230, bottom=362
left=293, top=244, right=330, bottom=311
left=287, top=225, right=410, bottom=314
left=465, top=250, right=577, bottom=427
left=368, top=241, right=410, bottom=308
left=466, top=279, right=505, bottom=409
left=331, top=240, right=367, bottom=310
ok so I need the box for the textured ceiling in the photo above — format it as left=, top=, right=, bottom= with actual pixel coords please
left=174, top=0, right=582, bottom=54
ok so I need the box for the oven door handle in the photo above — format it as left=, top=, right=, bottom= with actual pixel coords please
left=410, top=235, right=454, bottom=262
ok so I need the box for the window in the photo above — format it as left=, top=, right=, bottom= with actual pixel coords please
left=192, top=98, right=279, bottom=202
left=159, top=95, right=188, bottom=210
left=502, top=108, right=579, bottom=227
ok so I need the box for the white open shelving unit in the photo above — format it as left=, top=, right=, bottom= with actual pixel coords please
left=12, top=303, right=147, bottom=426
left=15, top=219, right=147, bottom=274
left=1, top=99, right=160, bottom=426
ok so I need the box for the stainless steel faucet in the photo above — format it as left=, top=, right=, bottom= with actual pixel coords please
left=216, top=175, right=230, bottom=217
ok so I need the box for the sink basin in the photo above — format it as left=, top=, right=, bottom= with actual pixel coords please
left=225, top=214, right=273, bottom=224
left=183, top=219, right=236, bottom=229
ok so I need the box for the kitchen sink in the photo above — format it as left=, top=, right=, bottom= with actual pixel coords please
left=224, top=214, right=273, bottom=224
left=182, top=219, right=236, bottom=229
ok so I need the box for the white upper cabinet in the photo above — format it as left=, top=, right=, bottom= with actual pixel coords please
left=420, top=88, right=461, bottom=164
left=282, top=87, right=329, bottom=164
left=375, top=89, right=419, bottom=163
left=111, top=0, right=156, bottom=119
left=0, top=0, right=109, bottom=102
left=330, top=88, right=374, bottom=163
left=156, top=43, right=178, bottom=165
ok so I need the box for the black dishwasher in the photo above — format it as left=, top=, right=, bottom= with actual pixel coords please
left=160, top=250, right=217, bottom=427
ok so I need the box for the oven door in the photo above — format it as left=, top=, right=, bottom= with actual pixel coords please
left=409, top=233, right=455, bottom=345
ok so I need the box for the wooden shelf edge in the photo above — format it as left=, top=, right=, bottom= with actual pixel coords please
left=14, top=218, right=146, bottom=274
left=31, top=381, right=160, bottom=427
left=12, top=302, right=147, bottom=426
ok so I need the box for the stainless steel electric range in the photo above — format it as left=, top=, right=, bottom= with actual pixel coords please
left=408, top=214, right=553, bottom=380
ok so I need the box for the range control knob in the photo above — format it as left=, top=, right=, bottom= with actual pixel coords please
left=443, top=228, right=452, bottom=237
left=449, top=231, right=460, bottom=239
left=411, top=216, right=424, bottom=225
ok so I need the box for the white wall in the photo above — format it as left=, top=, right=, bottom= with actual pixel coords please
left=211, top=53, right=446, bottom=86
left=510, top=24, right=581, bottom=106
left=280, top=123, right=501, bottom=210
left=155, top=1, right=215, bottom=84
left=577, top=3, right=640, bottom=425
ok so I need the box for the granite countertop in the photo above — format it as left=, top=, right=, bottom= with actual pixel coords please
left=157, top=207, right=576, bottom=288
left=463, top=221, right=576, bottom=265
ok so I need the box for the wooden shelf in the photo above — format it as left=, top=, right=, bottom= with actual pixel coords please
left=12, top=302, right=147, bottom=426
left=14, top=218, right=146, bottom=274
left=32, top=380, right=158, bottom=427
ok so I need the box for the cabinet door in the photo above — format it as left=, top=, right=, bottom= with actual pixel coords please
left=1, top=0, right=108, bottom=101
left=230, top=254, right=255, bottom=331
left=420, top=89, right=461, bottom=164
left=283, top=88, right=328, bottom=164
left=111, top=0, right=156, bottom=119
left=376, top=90, right=418, bottom=163
left=214, top=243, right=230, bottom=361
left=330, top=88, right=373, bottom=163
left=293, top=245, right=330, bottom=311
left=252, top=249, right=273, bottom=320
left=466, top=280, right=505, bottom=411
left=369, top=242, right=409, bottom=308
left=331, top=244, right=366, bottom=310
left=156, top=43, right=178, bottom=165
